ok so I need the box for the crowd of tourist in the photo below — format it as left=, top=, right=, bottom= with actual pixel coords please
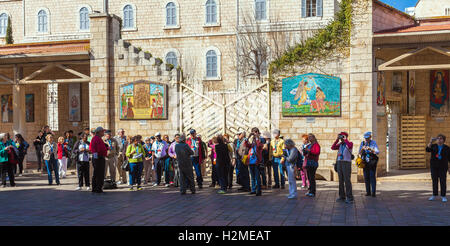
left=0, top=125, right=448, bottom=202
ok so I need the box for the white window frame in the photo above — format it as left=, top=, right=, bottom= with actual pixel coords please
left=204, top=0, right=221, bottom=27
left=254, top=0, right=269, bottom=22
left=164, top=48, right=181, bottom=68
left=78, top=5, right=92, bottom=32
left=0, top=11, right=9, bottom=37
left=47, top=83, right=59, bottom=132
left=203, top=46, right=221, bottom=81
left=36, top=8, right=50, bottom=34
left=445, top=7, right=450, bottom=16
left=122, top=3, right=137, bottom=31
left=163, top=0, right=180, bottom=29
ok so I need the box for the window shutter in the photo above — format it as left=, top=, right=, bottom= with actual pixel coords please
left=301, top=0, right=306, bottom=18
left=317, top=0, right=323, bottom=17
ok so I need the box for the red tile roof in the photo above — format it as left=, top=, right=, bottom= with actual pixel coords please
left=375, top=24, right=450, bottom=35
left=0, top=40, right=90, bottom=56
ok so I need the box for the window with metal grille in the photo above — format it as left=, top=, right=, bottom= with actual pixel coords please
left=0, top=13, right=7, bottom=36
left=206, top=50, right=218, bottom=78
left=446, top=8, right=450, bottom=16
left=47, top=83, right=59, bottom=131
left=79, top=7, right=90, bottom=30
left=166, top=2, right=177, bottom=26
left=123, top=4, right=134, bottom=29
left=165, top=52, right=178, bottom=68
left=255, top=0, right=267, bottom=21
left=206, top=0, right=217, bottom=24
left=38, top=10, right=48, bottom=33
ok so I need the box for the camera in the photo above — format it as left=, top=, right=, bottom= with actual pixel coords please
left=338, top=135, right=344, bottom=139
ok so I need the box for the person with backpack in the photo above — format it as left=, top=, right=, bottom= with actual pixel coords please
left=283, top=139, right=302, bottom=199
left=14, top=134, right=29, bottom=176
left=359, top=132, right=380, bottom=197
left=332, top=132, right=354, bottom=203
left=73, top=133, right=91, bottom=191
left=0, top=133, right=15, bottom=187
left=244, top=127, right=265, bottom=196
left=127, top=136, right=145, bottom=191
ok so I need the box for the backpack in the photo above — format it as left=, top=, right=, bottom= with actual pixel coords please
left=295, top=148, right=304, bottom=168
left=248, top=146, right=258, bottom=165
left=103, top=179, right=117, bottom=189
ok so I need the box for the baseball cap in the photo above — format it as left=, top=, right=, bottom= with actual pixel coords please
left=155, top=132, right=161, bottom=136
left=363, top=132, right=372, bottom=139
left=190, top=129, right=196, bottom=134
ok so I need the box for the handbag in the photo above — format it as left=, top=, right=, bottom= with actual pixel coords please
left=103, top=179, right=117, bottom=189
left=241, top=155, right=249, bottom=166
left=121, top=159, right=130, bottom=171
left=8, top=148, right=18, bottom=165
left=355, top=155, right=365, bottom=169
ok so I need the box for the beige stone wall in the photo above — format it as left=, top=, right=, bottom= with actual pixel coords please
left=270, top=0, right=376, bottom=181
left=0, top=0, right=23, bottom=45
left=415, top=0, right=450, bottom=18
left=373, top=1, right=415, bottom=33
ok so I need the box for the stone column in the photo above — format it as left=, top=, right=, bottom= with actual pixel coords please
left=12, top=65, right=25, bottom=136
left=349, top=0, right=374, bottom=181
left=88, top=13, right=120, bottom=131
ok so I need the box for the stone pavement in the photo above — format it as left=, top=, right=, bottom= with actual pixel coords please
left=0, top=173, right=448, bottom=226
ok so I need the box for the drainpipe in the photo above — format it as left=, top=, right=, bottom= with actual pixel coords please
left=103, top=0, right=109, bottom=14
left=23, top=0, right=26, bottom=38
left=236, top=0, right=240, bottom=92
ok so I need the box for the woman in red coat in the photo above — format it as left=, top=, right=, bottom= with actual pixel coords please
left=303, top=134, right=321, bottom=197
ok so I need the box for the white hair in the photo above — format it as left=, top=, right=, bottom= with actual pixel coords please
left=0, top=133, right=5, bottom=140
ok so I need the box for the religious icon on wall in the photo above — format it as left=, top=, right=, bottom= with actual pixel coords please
left=25, top=94, right=34, bottom=122
left=408, top=71, right=416, bottom=115
left=392, top=72, right=402, bottom=93
left=430, top=70, right=449, bottom=117
left=119, top=81, right=168, bottom=120
left=282, top=73, right=341, bottom=117
left=1, top=94, right=13, bottom=123
left=68, top=83, right=81, bottom=122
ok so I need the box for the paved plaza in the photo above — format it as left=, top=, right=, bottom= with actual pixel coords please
left=0, top=173, right=448, bottom=226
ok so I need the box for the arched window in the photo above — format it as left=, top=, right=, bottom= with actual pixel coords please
left=206, top=50, right=218, bottom=78
left=0, top=13, right=8, bottom=36
left=38, top=10, right=48, bottom=33
left=166, top=2, right=176, bottom=26
left=165, top=51, right=178, bottom=68
left=79, top=7, right=90, bottom=30
left=255, top=0, right=267, bottom=21
left=205, top=0, right=217, bottom=24
left=123, top=4, right=134, bottom=29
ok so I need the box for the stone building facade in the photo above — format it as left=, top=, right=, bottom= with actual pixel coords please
left=1, top=0, right=444, bottom=181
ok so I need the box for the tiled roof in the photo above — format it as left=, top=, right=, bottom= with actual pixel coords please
left=0, top=40, right=90, bottom=56
left=374, top=24, right=450, bottom=35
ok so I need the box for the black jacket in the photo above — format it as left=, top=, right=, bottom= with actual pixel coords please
left=215, top=143, right=231, bottom=167
left=426, top=144, right=450, bottom=170
left=175, top=142, right=194, bottom=170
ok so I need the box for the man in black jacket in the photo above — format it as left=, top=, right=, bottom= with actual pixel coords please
left=174, top=134, right=195, bottom=195
left=426, top=134, right=450, bottom=202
